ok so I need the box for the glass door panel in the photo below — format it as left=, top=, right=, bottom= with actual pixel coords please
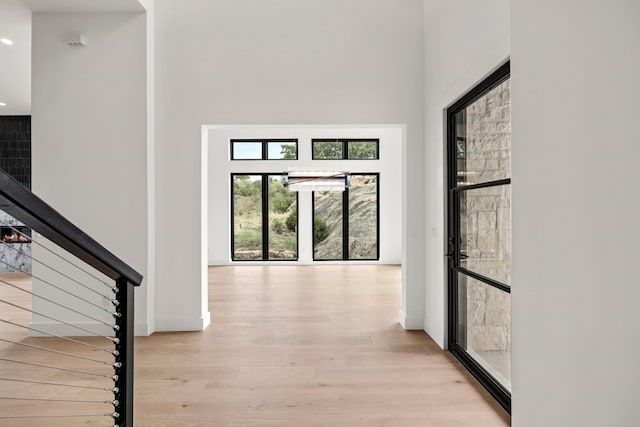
left=457, top=273, right=511, bottom=391
left=459, top=185, right=511, bottom=285
left=267, top=175, right=297, bottom=260
left=313, top=173, right=380, bottom=261
left=447, top=61, right=511, bottom=413
left=232, top=175, right=263, bottom=260
left=313, top=190, right=343, bottom=260
left=454, top=79, right=511, bottom=186
left=348, top=175, right=378, bottom=260
left=232, top=173, right=298, bottom=261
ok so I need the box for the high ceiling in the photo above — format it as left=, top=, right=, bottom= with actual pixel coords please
left=0, top=0, right=145, bottom=116
left=0, top=0, right=31, bottom=115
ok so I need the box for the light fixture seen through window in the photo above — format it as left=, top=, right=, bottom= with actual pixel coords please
left=286, top=171, right=349, bottom=192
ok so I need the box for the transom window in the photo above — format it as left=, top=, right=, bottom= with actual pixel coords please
left=312, top=139, right=379, bottom=160
left=231, top=139, right=298, bottom=160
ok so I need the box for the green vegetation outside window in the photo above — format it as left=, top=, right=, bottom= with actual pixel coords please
left=312, top=139, right=379, bottom=160
left=232, top=174, right=298, bottom=260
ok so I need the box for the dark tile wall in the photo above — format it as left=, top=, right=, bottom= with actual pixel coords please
left=0, top=116, right=31, bottom=190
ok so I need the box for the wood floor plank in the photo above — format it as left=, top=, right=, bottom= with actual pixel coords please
left=1, top=266, right=510, bottom=426
left=135, top=265, right=509, bottom=426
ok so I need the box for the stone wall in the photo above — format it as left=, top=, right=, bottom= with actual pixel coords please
left=461, top=79, right=511, bottom=353
left=461, top=79, right=511, bottom=184
left=0, top=210, right=32, bottom=273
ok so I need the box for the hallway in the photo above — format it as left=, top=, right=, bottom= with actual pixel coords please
left=134, top=265, right=510, bottom=426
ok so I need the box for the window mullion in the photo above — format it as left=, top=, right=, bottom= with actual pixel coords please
left=342, top=187, right=349, bottom=260
left=262, top=174, right=269, bottom=260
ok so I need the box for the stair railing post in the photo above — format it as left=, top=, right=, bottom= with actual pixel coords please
left=113, top=277, right=135, bottom=426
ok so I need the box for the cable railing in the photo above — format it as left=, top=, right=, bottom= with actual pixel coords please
left=0, top=168, right=142, bottom=426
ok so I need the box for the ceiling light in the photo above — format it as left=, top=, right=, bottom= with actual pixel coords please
left=0, top=102, right=6, bottom=107
left=0, top=38, right=13, bottom=46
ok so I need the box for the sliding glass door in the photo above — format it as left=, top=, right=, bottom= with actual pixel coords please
left=447, top=62, right=511, bottom=412
left=313, top=174, right=379, bottom=261
left=231, top=174, right=298, bottom=261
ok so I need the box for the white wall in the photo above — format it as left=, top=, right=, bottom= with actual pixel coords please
left=207, top=125, right=403, bottom=265
left=154, top=0, right=425, bottom=331
left=31, top=11, right=152, bottom=335
left=511, top=1, right=640, bottom=425
left=423, top=0, right=510, bottom=347
left=142, top=0, right=155, bottom=335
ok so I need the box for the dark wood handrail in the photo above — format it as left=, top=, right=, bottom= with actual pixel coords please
left=0, top=169, right=143, bottom=286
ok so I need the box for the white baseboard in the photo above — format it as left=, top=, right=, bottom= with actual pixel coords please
left=424, top=317, right=445, bottom=349
left=154, top=312, right=211, bottom=332
left=135, top=320, right=154, bottom=336
left=398, top=310, right=424, bottom=330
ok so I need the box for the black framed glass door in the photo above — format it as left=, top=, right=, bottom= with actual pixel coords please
left=447, top=61, right=511, bottom=413
left=312, top=173, right=379, bottom=261
left=231, top=174, right=298, bottom=261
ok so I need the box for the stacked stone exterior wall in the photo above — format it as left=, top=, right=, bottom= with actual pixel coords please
left=462, top=79, right=511, bottom=353
left=0, top=210, right=32, bottom=273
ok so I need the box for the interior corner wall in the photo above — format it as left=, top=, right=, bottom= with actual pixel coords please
left=422, top=0, right=510, bottom=347
left=154, top=0, right=425, bottom=332
left=31, top=12, right=152, bottom=335
left=511, top=1, right=640, bottom=425
left=142, top=0, right=156, bottom=335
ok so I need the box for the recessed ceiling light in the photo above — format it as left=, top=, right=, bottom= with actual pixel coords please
left=0, top=102, right=6, bottom=107
left=0, top=38, right=13, bottom=46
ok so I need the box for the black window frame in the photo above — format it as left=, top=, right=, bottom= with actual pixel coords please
left=312, top=173, right=380, bottom=261
left=230, top=173, right=299, bottom=261
left=230, top=139, right=298, bottom=161
left=311, top=139, right=380, bottom=160
left=446, top=61, right=511, bottom=413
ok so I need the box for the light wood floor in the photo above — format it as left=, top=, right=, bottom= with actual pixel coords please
left=1, top=266, right=510, bottom=426
left=0, top=272, right=119, bottom=426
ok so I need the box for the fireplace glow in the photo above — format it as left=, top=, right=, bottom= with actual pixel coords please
left=1, top=226, right=31, bottom=243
